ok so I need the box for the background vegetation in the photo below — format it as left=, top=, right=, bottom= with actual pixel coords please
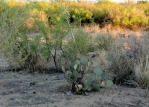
left=0, top=0, right=149, bottom=90
left=0, top=1, right=149, bottom=30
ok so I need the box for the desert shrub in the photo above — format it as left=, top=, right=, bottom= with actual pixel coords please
left=0, top=3, right=49, bottom=71
left=95, top=34, right=115, bottom=50
left=108, top=35, right=149, bottom=88
left=46, top=3, right=69, bottom=25
left=93, top=9, right=111, bottom=27
left=93, top=2, right=149, bottom=29
left=0, top=5, right=32, bottom=69
left=0, top=2, right=69, bottom=71
left=0, top=1, right=149, bottom=74
left=62, top=55, right=113, bottom=94
left=108, top=42, right=135, bottom=84
left=20, top=1, right=49, bottom=31
left=34, top=1, right=49, bottom=12
left=69, top=6, right=92, bottom=23
left=0, top=1, right=8, bottom=15
left=65, top=3, right=94, bottom=24
left=66, top=2, right=149, bottom=29
left=7, top=0, right=23, bottom=7
left=23, top=4, right=70, bottom=70
left=1, top=1, right=149, bottom=30
left=135, top=3, right=149, bottom=16
left=133, top=35, right=149, bottom=88
left=12, top=36, right=41, bottom=71
left=134, top=56, right=149, bottom=88
left=112, top=7, right=149, bottom=30
left=24, top=8, right=48, bottom=31
left=0, top=2, right=52, bottom=70
left=63, top=29, right=92, bottom=61
left=145, top=8, right=149, bottom=16
left=93, top=2, right=118, bottom=26
left=48, top=4, right=70, bottom=69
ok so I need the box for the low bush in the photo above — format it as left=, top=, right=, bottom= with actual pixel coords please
left=134, top=56, right=149, bottom=88
left=0, top=4, right=39, bottom=70
left=108, top=36, right=149, bottom=88
left=95, top=34, right=115, bottom=50
left=0, top=1, right=70, bottom=71
left=63, top=29, right=92, bottom=61
left=0, top=1, right=8, bottom=15
left=65, top=3, right=95, bottom=23
left=68, top=5, right=93, bottom=23
left=108, top=42, right=135, bottom=84
left=133, top=36, right=149, bottom=88
left=67, top=2, right=149, bottom=29
left=111, top=6, right=149, bottom=30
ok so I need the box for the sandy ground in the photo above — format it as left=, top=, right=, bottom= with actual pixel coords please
left=0, top=72, right=148, bottom=107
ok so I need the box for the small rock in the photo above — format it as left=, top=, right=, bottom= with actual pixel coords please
left=30, top=82, right=36, bottom=86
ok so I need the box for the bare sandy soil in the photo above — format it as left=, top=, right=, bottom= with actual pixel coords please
left=0, top=72, right=148, bottom=107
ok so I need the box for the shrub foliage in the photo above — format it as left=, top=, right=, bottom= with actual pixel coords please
left=0, top=1, right=148, bottom=29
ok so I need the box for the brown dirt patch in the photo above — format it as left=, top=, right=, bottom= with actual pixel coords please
left=0, top=72, right=148, bottom=107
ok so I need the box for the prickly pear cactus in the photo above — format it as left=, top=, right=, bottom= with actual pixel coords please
left=62, top=55, right=113, bottom=94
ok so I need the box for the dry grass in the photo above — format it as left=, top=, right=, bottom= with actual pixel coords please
left=134, top=55, right=149, bottom=88
left=107, top=34, right=149, bottom=88
left=107, top=42, right=135, bottom=82
left=133, top=35, right=149, bottom=88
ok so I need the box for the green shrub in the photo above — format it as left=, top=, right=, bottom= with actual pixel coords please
left=49, top=4, right=70, bottom=69
left=46, top=3, right=68, bottom=24
left=2, top=2, right=148, bottom=30
left=66, top=3, right=94, bottom=24
left=0, top=1, right=8, bottom=15
left=145, top=8, right=149, bottom=16
left=0, top=5, right=32, bottom=69
left=69, top=6, right=92, bottom=23
left=114, top=7, right=148, bottom=29
left=93, top=2, right=118, bottom=26
left=63, top=29, right=92, bottom=60
left=0, top=4, right=69, bottom=70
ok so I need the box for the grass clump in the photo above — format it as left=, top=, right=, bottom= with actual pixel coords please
left=133, top=36, right=149, bottom=88
left=95, top=34, right=115, bottom=50
left=108, top=35, right=149, bottom=88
